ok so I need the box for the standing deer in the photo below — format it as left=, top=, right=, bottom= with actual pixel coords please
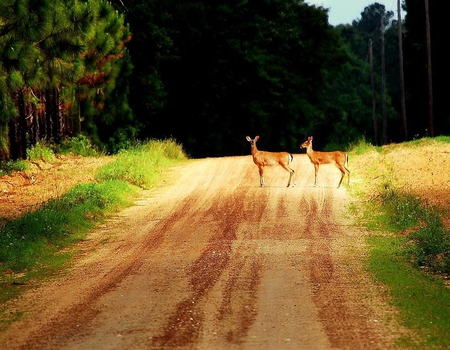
left=300, top=136, right=350, bottom=188
left=246, top=135, right=295, bottom=187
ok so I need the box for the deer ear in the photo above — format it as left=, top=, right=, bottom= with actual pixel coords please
left=255, top=135, right=260, bottom=141
left=246, top=136, right=251, bottom=141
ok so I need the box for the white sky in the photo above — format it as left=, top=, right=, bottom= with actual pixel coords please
left=305, top=0, right=406, bottom=26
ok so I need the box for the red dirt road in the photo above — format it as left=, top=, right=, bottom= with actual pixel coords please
left=0, top=154, right=410, bottom=349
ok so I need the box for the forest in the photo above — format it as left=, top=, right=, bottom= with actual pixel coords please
left=0, top=0, right=445, bottom=159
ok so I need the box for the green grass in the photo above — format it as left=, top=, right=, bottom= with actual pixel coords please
left=348, top=137, right=382, bottom=154
left=368, top=235, right=450, bottom=349
left=0, top=159, right=28, bottom=177
left=96, top=138, right=187, bottom=188
left=0, top=138, right=187, bottom=320
left=350, top=137, right=450, bottom=349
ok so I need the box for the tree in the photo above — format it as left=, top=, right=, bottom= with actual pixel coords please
left=0, top=0, right=132, bottom=160
left=404, top=0, right=445, bottom=137
left=336, top=3, right=401, bottom=145
left=124, top=0, right=350, bottom=157
left=72, top=0, right=133, bottom=151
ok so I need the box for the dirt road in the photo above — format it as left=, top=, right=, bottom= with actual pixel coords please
left=0, top=154, right=410, bottom=349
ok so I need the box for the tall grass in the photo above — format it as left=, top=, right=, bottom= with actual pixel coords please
left=96, top=138, right=187, bottom=188
left=27, top=141, right=56, bottom=161
left=379, top=186, right=450, bottom=273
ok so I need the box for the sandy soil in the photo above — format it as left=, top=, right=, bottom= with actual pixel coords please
left=0, top=141, right=449, bottom=350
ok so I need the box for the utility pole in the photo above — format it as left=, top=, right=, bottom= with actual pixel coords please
left=397, top=0, right=407, bottom=140
left=369, top=39, right=378, bottom=145
left=381, top=16, right=387, bottom=144
left=424, top=0, right=434, bottom=137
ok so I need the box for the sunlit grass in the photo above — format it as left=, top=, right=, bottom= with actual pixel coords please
left=96, top=138, right=187, bottom=188
left=348, top=137, right=380, bottom=154
left=27, top=140, right=56, bottom=161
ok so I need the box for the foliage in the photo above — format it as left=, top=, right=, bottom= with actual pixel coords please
left=0, top=160, right=28, bottom=177
left=0, top=0, right=447, bottom=161
left=27, top=142, right=56, bottom=162
left=124, top=0, right=349, bottom=157
left=373, top=181, right=450, bottom=275
left=55, top=135, right=100, bottom=157
left=335, top=3, right=402, bottom=146
left=348, top=137, right=382, bottom=155
left=96, top=138, right=187, bottom=188
left=27, top=135, right=100, bottom=159
left=404, top=0, right=447, bottom=138
left=0, top=0, right=132, bottom=160
left=434, top=136, right=450, bottom=144
left=379, top=186, right=426, bottom=231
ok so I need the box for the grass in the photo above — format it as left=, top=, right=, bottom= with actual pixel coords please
left=0, top=138, right=187, bottom=318
left=350, top=137, right=450, bottom=349
left=368, top=235, right=450, bottom=349
left=0, top=159, right=28, bottom=177
left=96, top=138, right=187, bottom=188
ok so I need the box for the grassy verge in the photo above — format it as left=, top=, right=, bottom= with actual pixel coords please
left=0, top=138, right=187, bottom=323
left=350, top=137, right=450, bottom=349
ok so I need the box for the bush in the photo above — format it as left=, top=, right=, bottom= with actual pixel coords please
left=55, top=135, right=100, bottom=156
left=0, top=160, right=28, bottom=176
left=379, top=185, right=450, bottom=274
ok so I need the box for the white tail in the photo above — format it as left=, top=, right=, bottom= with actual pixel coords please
left=246, top=135, right=295, bottom=187
left=300, top=136, right=350, bottom=188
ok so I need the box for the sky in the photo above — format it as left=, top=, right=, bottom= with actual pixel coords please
left=305, top=0, right=406, bottom=26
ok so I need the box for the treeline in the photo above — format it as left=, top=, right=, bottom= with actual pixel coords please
left=1, top=0, right=445, bottom=160
left=0, top=0, right=132, bottom=160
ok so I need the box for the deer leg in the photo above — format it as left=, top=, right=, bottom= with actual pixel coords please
left=345, top=166, right=351, bottom=186
left=314, top=164, right=319, bottom=186
left=337, top=166, right=345, bottom=188
left=282, top=165, right=295, bottom=187
left=258, top=167, right=265, bottom=187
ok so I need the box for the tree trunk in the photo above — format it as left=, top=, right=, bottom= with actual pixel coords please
left=18, top=89, right=27, bottom=159
left=397, top=0, right=407, bottom=140
left=369, top=39, right=378, bottom=145
left=52, top=87, right=62, bottom=142
left=8, top=118, right=18, bottom=161
left=381, top=17, right=387, bottom=145
left=424, top=0, right=434, bottom=137
left=45, top=89, right=53, bottom=141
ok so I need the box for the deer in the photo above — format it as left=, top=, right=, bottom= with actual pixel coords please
left=300, top=136, right=350, bottom=188
left=246, top=135, right=295, bottom=187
